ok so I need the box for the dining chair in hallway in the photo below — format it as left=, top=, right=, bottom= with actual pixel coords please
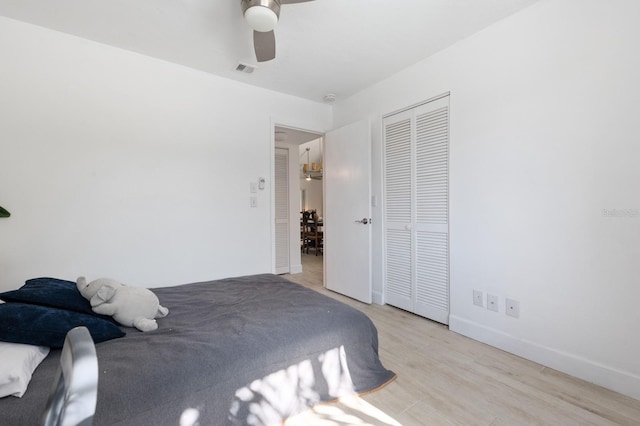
left=304, top=211, right=323, bottom=256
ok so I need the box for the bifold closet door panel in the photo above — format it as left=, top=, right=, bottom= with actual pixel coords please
left=275, top=148, right=290, bottom=274
left=414, top=98, right=450, bottom=323
left=383, top=111, right=413, bottom=311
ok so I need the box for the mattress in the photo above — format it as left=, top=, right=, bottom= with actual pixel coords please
left=0, top=274, right=395, bottom=425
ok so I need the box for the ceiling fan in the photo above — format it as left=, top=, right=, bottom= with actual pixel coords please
left=241, top=0, right=314, bottom=62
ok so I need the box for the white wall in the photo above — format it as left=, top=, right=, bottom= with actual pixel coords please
left=333, top=0, right=640, bottom=399
left=300, top=179, right=323, bottom=217
left=0, top=17, right=331, bottom=289
left=299, top=138, right=324, bottom=217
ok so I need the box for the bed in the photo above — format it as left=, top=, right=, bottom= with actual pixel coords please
left=0, top=274, right=395, bottom=425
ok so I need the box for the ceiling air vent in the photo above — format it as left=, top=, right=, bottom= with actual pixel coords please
left=235, top=63, right=256, bottom=74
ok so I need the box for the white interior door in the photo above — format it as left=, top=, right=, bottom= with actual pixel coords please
left=274, top=148, right=289, bottom=274
left=324, top=119, right=372, bottom=303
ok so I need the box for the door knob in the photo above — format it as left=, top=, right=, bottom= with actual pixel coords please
left=355, top=218, right=369, bottom=224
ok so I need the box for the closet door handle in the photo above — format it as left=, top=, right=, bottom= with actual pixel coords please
left=355, top=218, right=369, bottom=225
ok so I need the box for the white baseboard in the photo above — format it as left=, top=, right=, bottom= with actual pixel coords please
left=372, top=290, right=383, bottom=305
left=449, top=315, right=640, bottom=401
left=289, top=264, right=303, bottom=274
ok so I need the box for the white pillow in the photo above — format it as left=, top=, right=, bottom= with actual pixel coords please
left=0, top=341, right=49, bottom=398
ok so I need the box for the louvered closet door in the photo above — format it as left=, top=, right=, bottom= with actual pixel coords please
left=383, top=110, right=414, bottom=312
left=383, top=95, right=450, bottom=324
left=413, top=97, right=449, bottom=324
left=274, top=148, right=289, bottom=274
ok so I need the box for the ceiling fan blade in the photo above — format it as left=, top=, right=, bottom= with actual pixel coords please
left=254, top=30, right=276, bottom=62
left=280, top=0, right=314, bottom=3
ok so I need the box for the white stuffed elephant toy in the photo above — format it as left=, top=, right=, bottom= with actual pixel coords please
left=77, top=276, right=169, bottom=332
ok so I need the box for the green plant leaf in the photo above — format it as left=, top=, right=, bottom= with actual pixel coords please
left=0, top=206, right=10, bottom=218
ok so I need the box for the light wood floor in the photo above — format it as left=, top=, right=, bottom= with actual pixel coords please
left=284, top=253, right=640, bottom=426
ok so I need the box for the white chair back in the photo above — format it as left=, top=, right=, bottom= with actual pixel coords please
left=42, top=326, right=98, bottom=426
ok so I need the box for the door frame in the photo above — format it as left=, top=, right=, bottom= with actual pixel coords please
left=270, top=120, right=325, bottom=277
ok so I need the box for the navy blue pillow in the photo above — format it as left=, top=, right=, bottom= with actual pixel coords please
left=0, top=303, right=125, bottom=348
left=0, top=277, right=99, bottom=316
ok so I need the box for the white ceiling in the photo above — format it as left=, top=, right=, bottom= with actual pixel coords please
left=275, top=126, right=322, bottom=145
left=0, top=0, right=539, bottom=103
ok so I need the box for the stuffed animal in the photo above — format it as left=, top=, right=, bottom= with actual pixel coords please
left=76, top=276, right=169, bottom=332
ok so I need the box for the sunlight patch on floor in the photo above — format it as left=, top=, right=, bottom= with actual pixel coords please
left=284, top=395, right=402, bottom=426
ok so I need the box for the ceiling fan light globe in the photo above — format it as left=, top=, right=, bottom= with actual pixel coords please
left=244, top=6, right=279, bottom=32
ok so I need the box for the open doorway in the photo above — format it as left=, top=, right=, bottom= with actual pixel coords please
left=274, top=125, right=324, bottom=279
left=299, top=137, right=324, bottom=254
left=276, top=119, right=373, bottom=303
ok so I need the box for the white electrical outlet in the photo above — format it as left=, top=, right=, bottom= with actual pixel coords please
left=505, top=298, right=520, bottom=318
left=473, top=290, right=484, bottom=307
left=250, top=196, right=257, bottom=207
left=487, top=294, right=499, bottom=312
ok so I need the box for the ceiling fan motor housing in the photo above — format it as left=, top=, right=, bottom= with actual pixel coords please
left=242, top=0, right=281, bottom=32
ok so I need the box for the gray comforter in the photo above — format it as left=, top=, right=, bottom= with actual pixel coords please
left=1, top=274, right=395, bottom=425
